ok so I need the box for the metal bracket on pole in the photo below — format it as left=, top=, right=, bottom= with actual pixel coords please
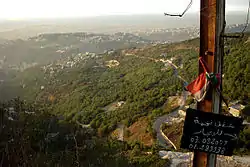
left=221, top=34, right=243, bottom=38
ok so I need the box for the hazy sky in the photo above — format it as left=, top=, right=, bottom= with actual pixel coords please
left=0, top=0, right=248, bottom=19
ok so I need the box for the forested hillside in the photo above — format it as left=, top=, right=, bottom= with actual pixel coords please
left=0, top=98, right=169, bottom=166
left=223, top=36, right=250, bottom=101
left=0, top=33, right=249, bottom=166
left=1, top=34, right=249, bottom=133
left=0, top=48, right=183, bottom=133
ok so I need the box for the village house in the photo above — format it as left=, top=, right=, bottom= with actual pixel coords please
left=229, top=103, right=245, bottom=117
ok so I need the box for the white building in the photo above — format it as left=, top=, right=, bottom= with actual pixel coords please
left=229, top=104, right=245, bottom=117
left=117, top=101, right=125, bottom=107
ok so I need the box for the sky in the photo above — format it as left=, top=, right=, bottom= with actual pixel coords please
left=0, top=0, right=249, bottom=19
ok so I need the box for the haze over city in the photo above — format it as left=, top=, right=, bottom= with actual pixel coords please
left=0, top=0, right=249, bottom=19
left=0, top=0, right=250, bottom=167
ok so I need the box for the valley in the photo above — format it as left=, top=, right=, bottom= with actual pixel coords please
left=0, top=28, right=249, bottom=166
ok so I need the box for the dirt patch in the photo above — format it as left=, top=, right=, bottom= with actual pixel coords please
left=125, top=117, right=154, bottom=146
left=162, top=121, right=184, bottom=149
left=103, top=101, right=125, bottom=112
left=111, top=128, right=123, bottom=140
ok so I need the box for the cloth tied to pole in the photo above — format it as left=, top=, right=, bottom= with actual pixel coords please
left=185, top=57, right=226, bottom=105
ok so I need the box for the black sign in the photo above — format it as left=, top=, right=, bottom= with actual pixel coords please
left=180, top=108, right=243, bottom=156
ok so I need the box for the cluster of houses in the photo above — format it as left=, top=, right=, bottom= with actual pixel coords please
left=41, top=52, right=98, bottom=75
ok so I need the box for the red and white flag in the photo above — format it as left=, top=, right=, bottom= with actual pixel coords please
left=185, top=72, right=209, bottom=102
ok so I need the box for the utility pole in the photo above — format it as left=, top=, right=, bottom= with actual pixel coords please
left=193, top=0, right=225, bottom=167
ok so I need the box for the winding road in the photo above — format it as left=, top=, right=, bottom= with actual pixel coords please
left=125, top=53, right=250, bottom=166
left=153, top=108, right=179, bottom=149
left=151, top=55, right=187, bottom=149
left=125, top=53, right=188, bottom=148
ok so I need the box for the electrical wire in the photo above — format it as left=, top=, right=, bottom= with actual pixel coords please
left=222, top=0, right=250, bottom=38
left=164, top=0, right=193, bottom=17
left=164, top=1, right=216, bottom=18
left=164, top=0, right=250, bottom=38
left=240, top=0, right=250, bottom=36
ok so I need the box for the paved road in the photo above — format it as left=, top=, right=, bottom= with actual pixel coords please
left=151, top=55, right=186, bottom=148
left=76, top=120, right=90, bottom=128
left=130, top=53, right=250, bottom=166
left=126, top=53, right=188, bottom=148
left=153, top=108, right=180, bottom=149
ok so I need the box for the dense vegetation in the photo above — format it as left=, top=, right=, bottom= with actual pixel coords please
left=0, top=48, right=184, bottom=136
left=0, top=32, right=249, bottom=166
left=0, top=98, right=169, bottom=167
left=223, top=36, right=250, bottom=102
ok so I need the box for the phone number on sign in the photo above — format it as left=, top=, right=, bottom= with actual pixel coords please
left=188, top=143, right=226, bottom=154
left=190, top=136, right=228, bottom=146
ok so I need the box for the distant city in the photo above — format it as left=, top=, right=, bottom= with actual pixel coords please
left=0, top=12, right=248, bottom=39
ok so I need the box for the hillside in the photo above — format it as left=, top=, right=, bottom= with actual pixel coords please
left=1, top=33, right=250, bottom=127
left=0, top=23, right=248, bottom=67
left=0, top=32, right=249, bottom=166
left=0, top=32, right=151, bottom=67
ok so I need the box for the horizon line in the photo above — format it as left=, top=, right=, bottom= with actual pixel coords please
left=0, top=10, right=247, bottom=21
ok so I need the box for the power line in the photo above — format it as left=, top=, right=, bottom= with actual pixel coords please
left=164, top=0, right=193, bottom=17
left=241, top=0, right=250, bottom=35
left=199, top=0, right=250, bottom=36
left=164, top=1, right=217, bottom=18
left=222, top=0, right=250, bottom=38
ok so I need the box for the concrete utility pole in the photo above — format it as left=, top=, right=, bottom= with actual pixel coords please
left=193, top=0, right=225, bottom=167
